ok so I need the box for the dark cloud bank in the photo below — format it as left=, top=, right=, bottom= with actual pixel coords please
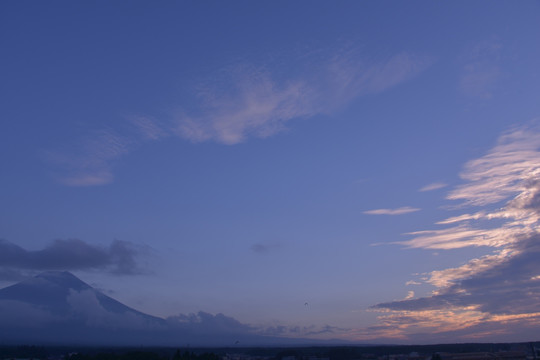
left=0, top=238, right=143, bottom=279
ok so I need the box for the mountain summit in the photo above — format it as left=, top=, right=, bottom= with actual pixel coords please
left=0, top=271, right=91, bottom=314
left=0, top=271, right=168, bottom=345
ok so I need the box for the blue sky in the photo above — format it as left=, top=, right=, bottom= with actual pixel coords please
left=1, top=0, right=540, bottom=343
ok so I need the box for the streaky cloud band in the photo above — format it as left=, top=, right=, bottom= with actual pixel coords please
left=364, top=207, right=420, bottom=215
left=370, top=123, right=540, bottom=341
left=45, top=47, right=431, bottom=186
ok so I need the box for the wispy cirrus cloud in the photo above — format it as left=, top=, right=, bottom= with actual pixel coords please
left=367, top=123, right=540, bottom=342
left=46, top=48, right=431, bottom=186
left=175, top=70, right=316, bottom=145
left=449, top=126, right=540, bottom=206
left=175, top=51, right=431, bottom=145
left=353, top=307, right=540, bottom=343
left=45, top=128, right=133, bottom=187
left=364, top=207, right=420, bottom=215
left=419, top=182, right=447, bottom=192
left=459, top=39, right=502, bottom=99
left=130, top=116, right=169, bottom=141
left=45, top=117, right=166, bottom=186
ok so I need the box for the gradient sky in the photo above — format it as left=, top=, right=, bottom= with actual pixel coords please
left=2, top=0, right=540, bottom=344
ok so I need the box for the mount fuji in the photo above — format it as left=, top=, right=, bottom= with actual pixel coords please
left=0, top=271, right=173, bottom=345
left=0, top=271, right=290, bottom=346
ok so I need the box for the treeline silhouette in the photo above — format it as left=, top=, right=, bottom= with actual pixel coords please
left=1, top=342, right=539, bottom=360
left=66, top=350, right=221, bottom=360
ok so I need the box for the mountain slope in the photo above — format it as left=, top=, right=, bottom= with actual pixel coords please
left=0, top=271, right=336, bottom=346
left=0, top=271, right=168, bottom=345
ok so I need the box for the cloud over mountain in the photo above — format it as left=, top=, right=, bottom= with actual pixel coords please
left=0, top=271, right=167, bottom=344
left=0, top=239, right=144, bottom=278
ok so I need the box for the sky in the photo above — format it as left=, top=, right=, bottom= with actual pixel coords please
left=1, top=0, right=540, bottom=344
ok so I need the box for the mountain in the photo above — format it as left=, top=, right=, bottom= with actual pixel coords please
left=0, top=271, right=329, bottom=347
left=0, top=271, right=163, bottom=321
left=0, top=271, right=169, bottom=345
